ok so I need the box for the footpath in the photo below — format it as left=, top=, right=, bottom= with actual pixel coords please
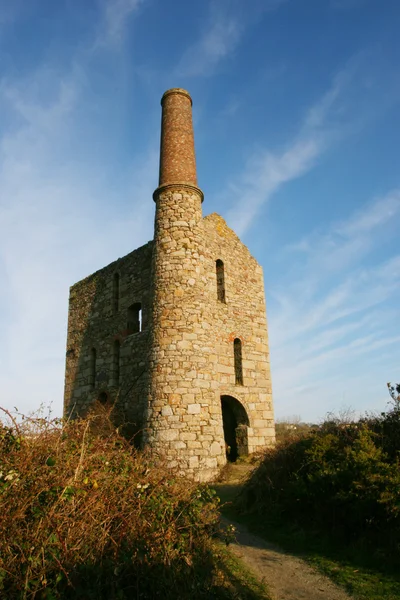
left=213, top=463, right=352, bottom=600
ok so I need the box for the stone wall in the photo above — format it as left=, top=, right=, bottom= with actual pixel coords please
left=64, top=241, right=153, bottom=440
left=63, top=86, right=275, bottom=481
left=63, top=211, right=275, bottom=479
left=146, top=185, right=226, bottom=481
left=203, top=213, right=275, bottom=454
left=143, top=207, right=274, bottom=481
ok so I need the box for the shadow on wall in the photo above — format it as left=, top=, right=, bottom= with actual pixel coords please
left=64, top=242, right=154, bottom=445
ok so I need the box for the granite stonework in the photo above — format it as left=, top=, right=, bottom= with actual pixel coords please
left=64, top=242, right=153, bottom=440
left=63, top=88, right=275, bottom=481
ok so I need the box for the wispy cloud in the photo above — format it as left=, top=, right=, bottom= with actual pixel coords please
left=269, top=190, right=400, bottom=421
left=302, top=67, right=351, bottom=130
left=0, top=9, right=155, bottom=416
left=335, top=190, right=400, bottom=237
left=226, top=137, right=325, bottom=235
left=0, top=73, right=156, bottom=414
left=224, top=67, right=350, bottom=235
left=96, top=0, right=144, bottom=48
left=284, top=189, right=400, bottom=278
left=176, top=7, right=240, bottom=77
left=176, top=0, right=286, bottom=78
left=224, top=53, right=399, bottom=236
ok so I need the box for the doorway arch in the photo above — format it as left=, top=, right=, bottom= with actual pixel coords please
left=221, top=395, right=250, bottom=462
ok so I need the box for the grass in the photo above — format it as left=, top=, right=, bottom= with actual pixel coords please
left=212, top=466, right=400, bottom=600
left=211, top=542, right=271, bottom=599
left=245, top=515, right=400, bottom=600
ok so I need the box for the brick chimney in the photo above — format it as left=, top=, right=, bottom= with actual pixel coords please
left=154, top=88, right=203, bottom=201
left=146, top=89, right=223, bottom=480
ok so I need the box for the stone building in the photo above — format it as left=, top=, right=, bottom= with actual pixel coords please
left=64, top=88, right=275, bottom=481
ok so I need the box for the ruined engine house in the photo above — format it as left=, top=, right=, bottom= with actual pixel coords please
left=64, top=88, right=275, bottom=481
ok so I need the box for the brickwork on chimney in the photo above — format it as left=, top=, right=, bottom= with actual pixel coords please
left=158, top=88, right=198, bottom=188
left=63, top=88, right=275, bottom=481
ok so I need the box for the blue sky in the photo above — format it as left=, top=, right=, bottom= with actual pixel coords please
left=0, top=0, right=399, bottom=422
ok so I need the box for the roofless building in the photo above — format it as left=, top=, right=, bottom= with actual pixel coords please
left=64, top=88, right=275, bottom=481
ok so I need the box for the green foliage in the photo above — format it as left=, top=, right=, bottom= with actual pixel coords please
left=0, top=409, right=234, bottom=599
left=238, top=405, right=400, bottom=564
left=366, top=392, right=400, bottom=461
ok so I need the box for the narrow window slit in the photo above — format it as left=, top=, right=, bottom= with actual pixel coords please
left=90, top=348, right=96, bottom=390
left=113, top=340, right=120, bottom=386
left=216, top=259, right=226, bottom=302
left=234, top=338, right=243, bottom=385
left=113, top=273, right=120, bottom=313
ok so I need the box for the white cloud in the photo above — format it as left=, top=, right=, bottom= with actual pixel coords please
left=176, top=10, right=240, bottom=77
left=303, top=67, right=351, bottom=130
left=269, top=191, right=400, bottom=421
left=94, top=0, right=144, bottom=48
left=283, top=190, right=400, bottom=281
left=335, top=190, right=400, bottom=237
left=0, top=15, right=156, bottom=417
left=226, top=137, right=324, bottom=235
left=224, top=66, right=352, bottom=235
left=223, top=52, right=399, bottom=237
left=0, top=91, right=156, bottom=415
left=176, top=0, right=287, bottom=78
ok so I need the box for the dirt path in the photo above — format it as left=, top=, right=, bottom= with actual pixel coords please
left=214, top=464, right=352, bottom=600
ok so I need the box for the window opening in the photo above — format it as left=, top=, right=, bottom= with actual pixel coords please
left=113, top=340, right=120, bottom=386
left=90, top=348, right=96, bottom=390
left=216, top=259, right=226, bottom=302
left=234, top=338, right=243, bottom=385
left=98, top=392, right=108, bottom=405
left=127, top=302, right=142, bottom=334
left=113, top=273, right=120, bottom=314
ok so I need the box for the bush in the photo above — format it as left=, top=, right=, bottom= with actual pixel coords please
left=0, top=406, right=222, bottom=599
left=274, top=419, right=315, bottom=444
left=364, top=398, right=400, bottom=462
left=238, top=406, right=400, bottom=561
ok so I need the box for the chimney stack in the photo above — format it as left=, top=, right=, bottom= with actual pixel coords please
left=157, top=88, right=198, bottom=189
left=147, top=88, right=218, bottom=478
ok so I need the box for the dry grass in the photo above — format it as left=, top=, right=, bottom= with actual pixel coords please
left=0, top=403, right=226, bottom=599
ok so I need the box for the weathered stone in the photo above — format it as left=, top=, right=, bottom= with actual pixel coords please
left=189, top=455, right=199, bottom=468
left=210, top=441, right=222, bottom=455
left=63, top=87, right=275, bottom=482
left=158, top=429, right=179, bottom=442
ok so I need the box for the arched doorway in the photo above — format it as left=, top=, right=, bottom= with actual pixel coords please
left=221, top=395, right=250, bottom=462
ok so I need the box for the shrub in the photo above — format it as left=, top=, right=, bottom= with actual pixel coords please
left=238, top=407, right=400, bottom=561
left=364, top=396, right=400, bottom=462
left=0, top=406, right=222, bottom=599
left=274, top=419, right=315, bottom=444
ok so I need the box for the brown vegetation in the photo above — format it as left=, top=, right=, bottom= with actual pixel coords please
left=0, top=404, right=227, bottom=599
